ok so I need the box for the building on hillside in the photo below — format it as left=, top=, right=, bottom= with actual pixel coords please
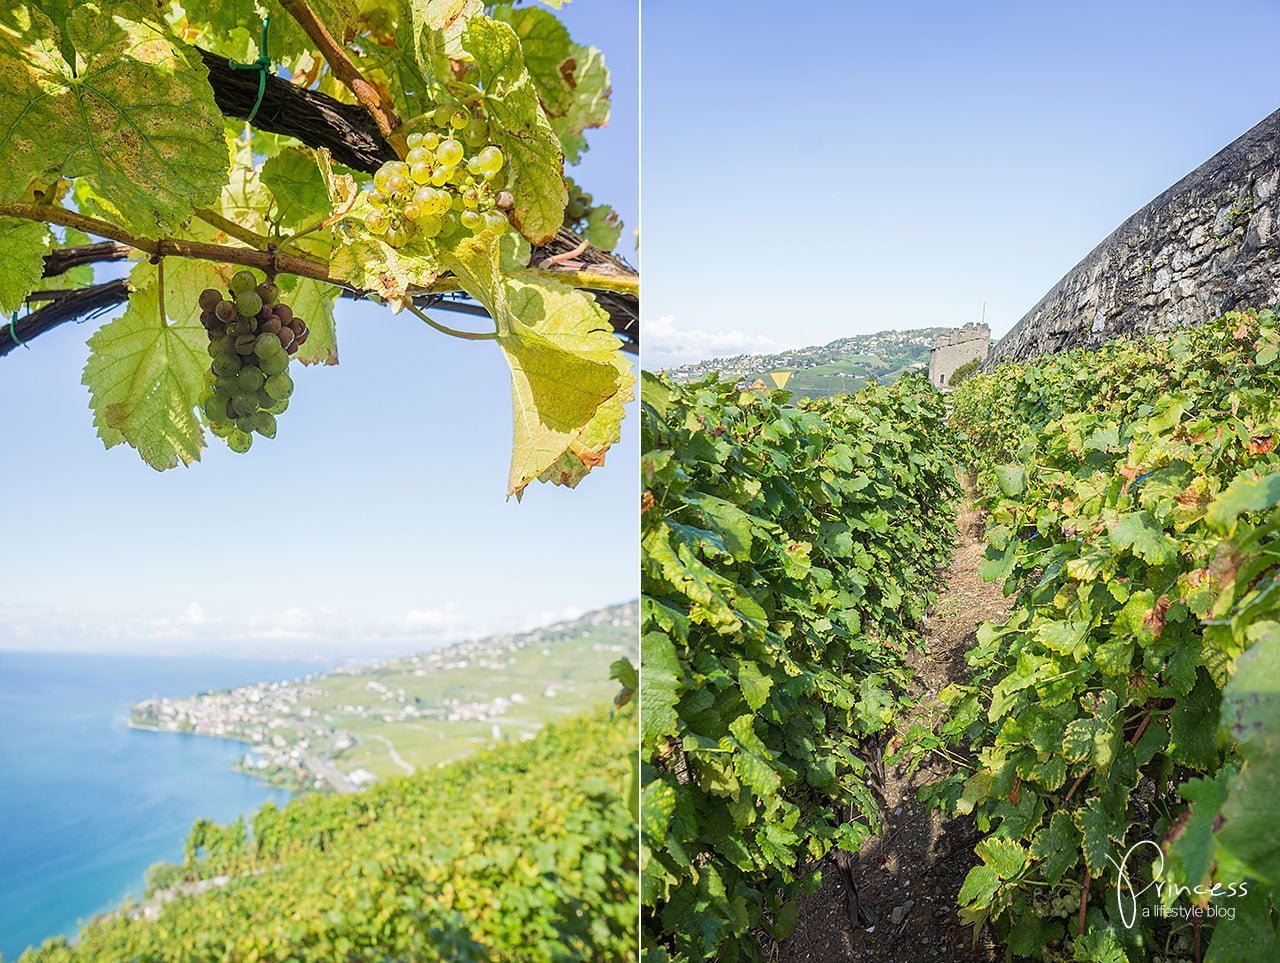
left=928, top=323, right=990, bottom=390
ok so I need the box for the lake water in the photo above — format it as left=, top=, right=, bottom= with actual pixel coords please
left=0, top=651, right=328, bottom=961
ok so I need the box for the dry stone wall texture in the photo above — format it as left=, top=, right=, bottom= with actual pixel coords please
left=990, top=107, right=1280, bottom=364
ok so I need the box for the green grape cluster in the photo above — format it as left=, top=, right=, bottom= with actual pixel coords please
left=197, top=270, right=309, bottom=453
left=360, top=105, right=511, bottom=247
left=564, top=176, right=595, bottom=225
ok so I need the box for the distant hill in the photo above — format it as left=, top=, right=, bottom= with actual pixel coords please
left=660, top=328, right=951, bottom=397
left=132, top=602, right=637, bottom=789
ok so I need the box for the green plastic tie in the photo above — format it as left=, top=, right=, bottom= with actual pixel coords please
left=8, top=312, right=26, bottom=350
left=227, top=17, right=272, bottom=123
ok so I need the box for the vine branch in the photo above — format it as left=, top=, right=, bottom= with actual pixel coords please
left=0, top=203, right=630, bottom=307
left=275, top=0, right=403, bottom=147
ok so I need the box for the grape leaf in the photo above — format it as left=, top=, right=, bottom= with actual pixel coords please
left=738, top=661, right=772, bottom=712
left=178, top=0, right=357, bottom=69
left=329, top=231, right=443, bottom=301
left=492, top=6, right=575, bottom=114
left=443, top=232, right=631, bottom=496
left=463, top=16, right=567, bottom=245
left=1206, top=469, right=1280, bottom=532
left=1109, top=512, right=1178, bottom=565
left=409, top=0, right=480, bottom=63
left=583, top=204, right=623, bottom=251
left=0, top=5, right=227, bottom=232
left=490, top=7, right=610, bottom=163
left=82, top=260, right=230, bottom=469
left=641, top=631, right=681, bottom=750
left=0, top=218, right=51, bottom=313
left=280, top=276, right=341, bottom=366
left=551, top=43, right=611, bottom=164
left=1217, top=629, right=1280, bottom=886
left=31, top=227, right=95, bottom=294
left=261, top=149, right=331, bottom=231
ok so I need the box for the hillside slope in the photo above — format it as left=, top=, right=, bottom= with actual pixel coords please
left=22, top=711, right=638, bottom=962
left=660, top=328, right=949, bottom=397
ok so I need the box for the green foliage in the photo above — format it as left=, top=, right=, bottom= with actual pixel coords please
left=0, top=0, right=628, bottom=496
left=948, top=356, right=982, bottom=388
left=640, top=373, right=961, bottom=960
left=22, top=711, right=638, bottom=962
left=945, top=310, right=1280, bottom=958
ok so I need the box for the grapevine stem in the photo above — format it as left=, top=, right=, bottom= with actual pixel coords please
left=405, top=303, right=498, bottom=341
left=194, top=209, right=271, bottom=250
left=0, top=203, right=634, bottom=304
left=276, top=0, right=403, bottom=150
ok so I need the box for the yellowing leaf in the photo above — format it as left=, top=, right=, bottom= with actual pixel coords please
left=0, top=5, right=227, bottom=232
left=81, top=260, right=228, bottom=470
left=443, top=232, right=632, bottom=496
left=329, top=231, right=443, bottom=301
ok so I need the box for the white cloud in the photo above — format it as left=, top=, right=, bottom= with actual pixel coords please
left=645, top=315, right=787, bottom=367
left=0, top=600, right=488, bottom=658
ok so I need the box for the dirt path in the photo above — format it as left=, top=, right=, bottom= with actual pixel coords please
left=779, top=487, right=1009, bottom=962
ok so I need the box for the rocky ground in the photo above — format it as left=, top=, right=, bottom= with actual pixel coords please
left=778, top=489, right=1009, bottom=962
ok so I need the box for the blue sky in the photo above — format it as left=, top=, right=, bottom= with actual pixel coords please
left=0, top=3, right=637, bottom=658
left=642, top=0, right=1280, bottom=366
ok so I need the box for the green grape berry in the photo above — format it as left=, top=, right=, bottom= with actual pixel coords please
left=253, top=411, right=277, bottom=438
left=236, top=367, right=266, bottom=392
left=386, top=171, right=409, bottom=195
left=460, top=210, right=483, bottom=231
left=226, top=429, right=253, bottom=453
left=406, top=146, right=431, bottom=166
left=230, top=270, right=258, bottom=294
left=449, top=108, right=469, bottom=129
left=365, top=210, right=390, bottom=235
left=256, top=333, right=284, bottom=357
left=410, top=162, right=432, bottom=185
left=422, top=131, right=441, bottom=150
left=260, top=351, right=289, bottom=376
left=211, top=353, right=242, bottom=377
left=406, top=131, right=424, bottom=149
left=265, top=372, right=294, bottom=401
left=373, top=165, right=393, bottom=192
left=432, top=105, right=453, bottom=126
left=482, top=211, right=508, bottom=234
left=232, top=394, right=259, bottom=416
left=235, top=290, right=263, bottom=317
left=256, top=281, right=278, bottom=305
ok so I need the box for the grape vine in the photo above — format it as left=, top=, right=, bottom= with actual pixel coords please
left=641, top=373, right=960, bottom=961
left=0, top=0, right=636, bottom=497
left=939, top=310, right=1280, bottom=961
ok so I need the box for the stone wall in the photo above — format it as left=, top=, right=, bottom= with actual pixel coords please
left=989, top=107, right=1280, bottom=365
left=929, top=322, right=990, bottom=388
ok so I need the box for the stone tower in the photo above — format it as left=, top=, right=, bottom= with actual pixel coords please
left=928, top=323, right=990, bottom=389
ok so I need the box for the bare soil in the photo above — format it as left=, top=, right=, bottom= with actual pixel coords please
left=777, top=489, right=1009, bottom=962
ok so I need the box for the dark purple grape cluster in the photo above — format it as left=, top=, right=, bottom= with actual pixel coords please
left=196, top=270, right=309, bottom=453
